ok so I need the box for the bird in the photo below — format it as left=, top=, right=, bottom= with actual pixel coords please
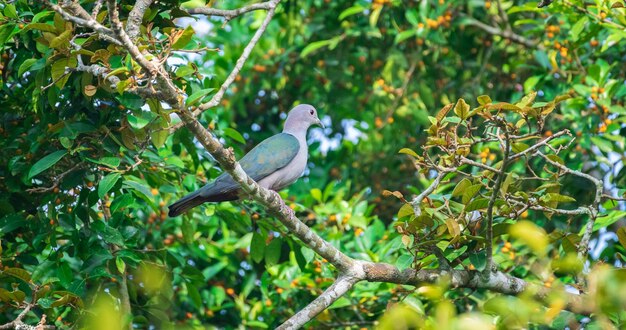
left=168, top=104, right=323, bottom=217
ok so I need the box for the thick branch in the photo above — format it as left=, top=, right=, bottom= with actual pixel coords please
left=194, top=0, right=280, bottom=116
left=187, top=1, right=274, bottom=20
left=43, top=0, right=122, bottom=45
left=106, top=0, right=157, bottom=76
left=126, top=0, right=154, bottom=41
left=361, top=262, right=589, bottom=314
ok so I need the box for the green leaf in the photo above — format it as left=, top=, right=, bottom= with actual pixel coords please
left=50, top=57, right=77, bottom=89
left=172, top=25, right=195, bottom=49
left=396, top=254, right=414, bottom=271
left=50, top=29, right=71, bottom=49
left=223, top=127, right=246, bottom=144
left=25, top=22, right=57, bottom=33
left=398, top=148, right=419, bottom=158
left=182, top=217, right=194, bottom=244
left=116, top=257, right=126, bottom=274
left=127, top=113, right=152, bottom=129
left=369, top=4, right=383, bottom=27
left=469, top=250, right=486, bottom=271
left=3, top=268, right=31, bottom=283
left=454, top=98, right=470, bottom=119
left=86, top=156, right=121, bottom=168
left=590, top=136, right=613, bottom=154
left=617, top=227, right=626, bottom=249
left=300, top=39, right=333, bottom=58
left=4, top=4, right=17, bottom=19
left=28, top=150, right=67, bottom=179
left=477, top=95, right=492, bottom=105
left=58, top=262, right=72, bottom=288
left=397, top=203, right=414, bottom=219
left=18, top=59, right=38, bottom=76
left=250, top=232, right=265, bottom=264
left=539, top=193, right=576, bottom=204
left=338, top=5, right=365, bottom=20
left=186, top=88, right=215, bottom=106
left=462, top=184, right=482, bottom=204
left=395, top=30, right=417, bottom=44
left=310, top=188, right=322, bottom=202
left=264, top=238, right=282, bottom=266
left=452, top=178, right=471, bottom=197
left=98, top=173, right=121, bottom=198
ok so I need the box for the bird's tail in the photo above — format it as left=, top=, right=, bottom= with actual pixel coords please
left=168, top=191, right=205, bottom=217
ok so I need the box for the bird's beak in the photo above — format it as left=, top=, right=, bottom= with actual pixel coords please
left=315, top=117, right=325, bottom=129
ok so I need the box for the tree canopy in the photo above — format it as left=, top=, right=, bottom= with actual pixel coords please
left=1, top=0, right=626, bottom=329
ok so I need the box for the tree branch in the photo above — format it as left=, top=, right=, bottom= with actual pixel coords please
left=277, top=275, right=360, bottom=330
left=126, top=0, right=154, bottom=41
left=484, top=124, right=511, bottom=274
left=462, top=16, right=542, bottom=49
left=193, top=0, right=281, bottom=116
left=43, top=0, right=122, bottom=46
left=535, top=151, right=603, bottom=260
left=410, top=170, right=449, bottom=216
left=106, top=0, right=157, bottom=76
left=187, top=1, right=275, bottom=20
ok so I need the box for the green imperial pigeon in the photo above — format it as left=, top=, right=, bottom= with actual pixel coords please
left=168, top=104, right=323, bottom=217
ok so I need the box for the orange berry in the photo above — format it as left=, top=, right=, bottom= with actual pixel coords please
left=186, top=312, right=193, bottom=319
left=226, top=288, right=235, bottom=295
left=276, top=287, right=283, bottom=294
left=151, top=188, right=159, bottom=195
left=590, top=40, right=599, bottom=47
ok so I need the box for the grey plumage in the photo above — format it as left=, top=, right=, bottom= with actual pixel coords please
left=168, top=104, right=322, bottom=217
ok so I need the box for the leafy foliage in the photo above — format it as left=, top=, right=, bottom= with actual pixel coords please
left=0, top=0, right=625, bottom=329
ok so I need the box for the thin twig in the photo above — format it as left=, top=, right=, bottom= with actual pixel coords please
left=484, top=123, right=511, bottom=275
left=193, top=0, right=281, bottom=116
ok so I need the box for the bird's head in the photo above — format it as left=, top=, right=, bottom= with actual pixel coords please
left=283, top=104, right=324, bottom=133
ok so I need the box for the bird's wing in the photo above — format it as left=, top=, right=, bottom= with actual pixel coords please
left=240, top=133, right=300, bottom=180
left=199, top=133, right=300, bottom=196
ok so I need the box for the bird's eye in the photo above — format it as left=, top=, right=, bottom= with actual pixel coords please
left=309, top=109, right=314, bottom=115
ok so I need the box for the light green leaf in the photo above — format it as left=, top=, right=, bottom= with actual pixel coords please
left=300, top=39, right=333, bottom=58
left=223, top=127, right=245, bottom=144
left=250, top=232, right=265, bottom=263
left=186, top=88, right=215, bottom=106
left=172, top=25, right=195, bottom=49
left=18, top=59, right=38, bottom=76
left=338, top=5, right=365, bottom=20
